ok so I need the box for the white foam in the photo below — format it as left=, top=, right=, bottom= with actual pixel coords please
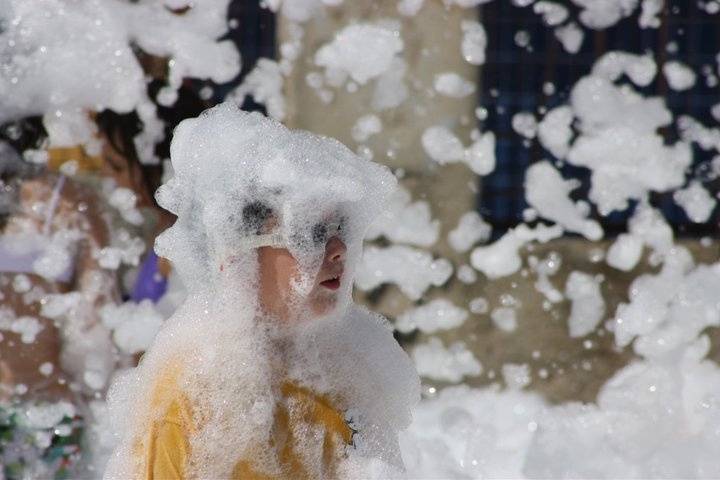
left=412, top=338, right=482, bottom=382
left=397, top=0, right=425, bottom=16
left=0, top=0, right=239, bottom=163
left=366, top=186, right=440, bottom=247
left=460, top=20, right=487, bottom=65
left=434, top=72, right=476, bottom=98
left=395, top=299, right=468, bottom=334
left=537, top=106, right=574, bottom=159
left=528, top=252, right=564, bottom=304
left=639, top=0, right=664, bottom=28
left=469, top=297, right=489, bottom=314
left=565, top=271, right=605, bottom=337
left=0, top=308, right=44, bottom=344
left=352, top=114, right=383, bottom=142
left=511, top=112, right=538, bottom=139
left=470, top=224, right=563, bottom=279
left=422, top=126, right=496, bottom=175
left=673, top=181, right=717, bottom=223
left=230, top=59, right=286, bottom=120
left=533, top=1, right=569, bottom=25
left=525, top=161, right=603, bottom=240
left=568, top=75, right=691, bottom=215
left=421, top=126, right=465, bottom=164
left=592, top=51, right=657, bottom=86
left=677, top=115, right=720, bottom=154
left=448, top=211, right=491, bottom=253
left=574, top=0, right=639, bottom=30
left=356, top=245, right=453, bottom=300
left=606, top=233, right=644, bottom=271
left=502, top=363, right=531, bottom=389
left=663, top=61, right=697, bottom=91
left=491, top=307, right=518, bottom=332
left=100, top=301, right=164, bottom=356
left=554, top=22, right=584, bottom=54
left=314, top=23, right=404, bottom=85
left=457, top=264, right=478, bottom=284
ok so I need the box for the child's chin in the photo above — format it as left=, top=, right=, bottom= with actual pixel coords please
left=309, top=294, right=338, bottom=316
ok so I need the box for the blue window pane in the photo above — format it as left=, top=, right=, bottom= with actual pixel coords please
left=478, top=1, right=720, bottom=238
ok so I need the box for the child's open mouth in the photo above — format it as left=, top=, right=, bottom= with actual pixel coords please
left=320, top=276, right=341, bottom=290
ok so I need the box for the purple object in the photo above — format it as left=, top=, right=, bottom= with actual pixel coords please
left=131, top=251, right=168, bottom=303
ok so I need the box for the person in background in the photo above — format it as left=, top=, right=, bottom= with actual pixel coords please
left=0, top=119, right=120, bottom=401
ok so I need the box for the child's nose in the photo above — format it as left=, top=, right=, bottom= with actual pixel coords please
left=325, top=236, right=346, bottom=262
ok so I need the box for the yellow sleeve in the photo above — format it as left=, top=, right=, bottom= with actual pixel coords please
left=145, top=399, right=190, bottom=480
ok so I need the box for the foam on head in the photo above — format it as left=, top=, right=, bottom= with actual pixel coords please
left=155, top=103, right=395, bottom=296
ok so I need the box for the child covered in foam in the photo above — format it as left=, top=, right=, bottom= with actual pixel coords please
left=103, top=103, right=420, bottom=479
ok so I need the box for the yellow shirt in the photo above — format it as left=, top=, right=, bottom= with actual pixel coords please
left=47, top=146, right=104, bottom=172
left=142, top=369, right=353, bottom=480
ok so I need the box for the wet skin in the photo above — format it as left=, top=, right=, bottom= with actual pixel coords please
left=256, top=235, right=347, bottom=322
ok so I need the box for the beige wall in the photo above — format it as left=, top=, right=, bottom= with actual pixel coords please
left=279, top=2, right=720, bottom=404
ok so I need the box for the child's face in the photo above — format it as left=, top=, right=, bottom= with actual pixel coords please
left=257, top=235, right=347, bottom=322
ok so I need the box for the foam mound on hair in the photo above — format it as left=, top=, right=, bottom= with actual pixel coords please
left=155, top=102, right=397, bottom=291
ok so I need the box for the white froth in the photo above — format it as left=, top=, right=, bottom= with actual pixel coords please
left=351, top=114, right=383, bottom=142
left=673, top=181, right=717, bottom=223
left=356, top=245, right=453, bottom=300
left=0, top=308, right=44, bottom=344
left=448, top=211, right=491, bottom=253
left=663, top=61, right=697, bottom=91
left=0, top=0, right=238, bottom=164
left=421, top=126, right=465, bottom=164
left=460, top=20, right=487, bottom=65
left=537, top=106, right=574, bottom=159
left=457, top=264, right=478, bottom=284
left=366, top=186, right=440, bottom=247
left=230, top=58, right=286, bottom=120
left=433, top=72, right=476, bottom=98
left=639, top=0, right=664, bottom=28
left=314, top=23, right=404, bottom=85
left=412, top=338, right=482, bottom=382
left=592, top=51, right=657, bottom=86
left=529, top=252, right=564, bottom=304
left=525, top=161, right=603, bottom=240
left=568, top=75, right=691, bottom=215
left=565, top=271, right=605, bottom=337
left=491, top=307, right=518, bottom=332
left=470, top=224, right=563, bottom=279
left=395, top=299, right=468, bottom=334
left=554, top=22, right=584, bottom=54
left=573, top=0, right=639, bottom=30
left=100, top=301, right=164, bottom=355
left=400, top=385, right=544, bottom=479
left=533, top=1, right=569, bottom=25
left=464, top=131, right=497, bottom=175
left=502, top=363, right=531, bottom=389
left=606, top=233, right=644, bottom=271
left=469, top=297, right=489, bottom=314
left=511, top=112, right=538, bottom=139
left=397, top=0, right=425, bottom=16
left=422, top=126, right=496, bottom=176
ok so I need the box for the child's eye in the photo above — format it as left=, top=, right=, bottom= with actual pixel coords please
left=312, top=222, right=328, bottom=245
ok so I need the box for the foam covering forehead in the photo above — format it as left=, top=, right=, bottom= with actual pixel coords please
left=155, top=103, right=397, bottom=287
